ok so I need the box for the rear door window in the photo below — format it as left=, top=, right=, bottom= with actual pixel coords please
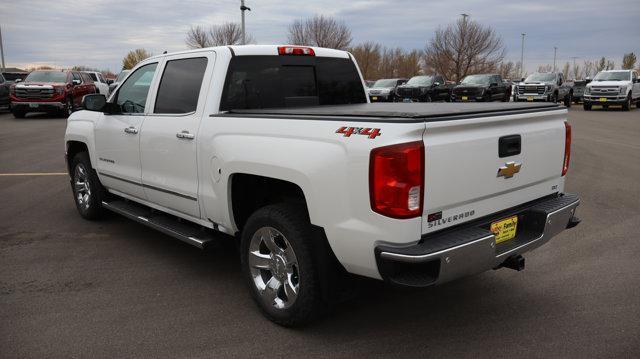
left=154, top=57, right=208, bottom=114
left=220, top=56, right=366, bottom=110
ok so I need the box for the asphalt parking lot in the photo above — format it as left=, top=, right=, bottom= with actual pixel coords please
left=1, top=106, right=639, bottom=358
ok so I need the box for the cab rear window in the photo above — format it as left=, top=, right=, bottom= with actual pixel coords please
left=220, top=56, right=366, bottom=111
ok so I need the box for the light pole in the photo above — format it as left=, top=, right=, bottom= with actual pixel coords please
left=240, top=1, right=251, bottom=45
left=553, top=46, right=558, bottom=72
left=520, top=33, right=526, bottom=79
left=0, top=25, right=5, bottom=72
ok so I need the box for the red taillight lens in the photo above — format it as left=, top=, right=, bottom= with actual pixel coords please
left=278, top=46, right=315, bottom=56
left=562, top=122, right=571, bottom=176
left=370, top=141, right=424, bottom=219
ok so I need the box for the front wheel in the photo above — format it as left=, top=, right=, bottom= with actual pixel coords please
left=12, top=109, right=26, bottom=118
left=564, top=92, right=572, bottom=108
left=583, top=103, right=592, bottom=111
left=622, top=94, right=631, bottom=111
left=70, top=152, right=105, bottom=220
left=241, top=204, right=324, bottom=326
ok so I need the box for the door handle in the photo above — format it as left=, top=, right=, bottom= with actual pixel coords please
left=176, top=130, right=195, bottom=140
left=124, top=126, right=138, bottom=134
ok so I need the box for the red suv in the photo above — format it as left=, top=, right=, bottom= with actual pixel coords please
left=10, top=70, right=97, bottom=118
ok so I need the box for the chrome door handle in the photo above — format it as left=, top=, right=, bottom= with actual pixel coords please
left=124, top=126, right=138, bottom=134
left=176, top=130, right=195, bottom=140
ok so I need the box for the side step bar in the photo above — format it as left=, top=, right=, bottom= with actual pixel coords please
left=102, top=199, right=220, bottom=249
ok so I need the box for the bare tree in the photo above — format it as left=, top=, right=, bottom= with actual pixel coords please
left=350, top=41, right=382, bottom=80
left=287, top=15, right=352, bottom=50
left=185, top=23, right=253, bottom=49
left=583, top=60, right=596, bottom=78
left=423, top=17, right=505, bottom=82
left=122, top=48, right=152, bottom=70
left=537, top=64, right=553, bottom=72
left=572, top=63, right=582, bottom=80
left=186, top=25, right=212, bottom=49
left=622, top=52, right=637, bottom=70
left=210, top=22, right=253, bottom=46
left=562, top=62, right=570, bottom=79
left=596, top=56, right=615, bottom=71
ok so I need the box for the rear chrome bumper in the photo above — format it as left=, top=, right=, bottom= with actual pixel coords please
left=375, top=193, right=580, bottom=287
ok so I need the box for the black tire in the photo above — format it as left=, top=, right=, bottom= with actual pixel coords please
left=583, top=103, right=591, bottom=111
left=501, top=91, right=509, bottom=102
left=12, top=109, right=26, bottom=118
left=564, top=92, right=572, bottom=108
left=552, top=92, right=559, bottom=103
left=241, top=204, right=324, bottom=326
left=622, top=94, right=631, bottom=111
left=62, top=97, right=74, bottom=117
left=70, top=152, right=105, bottom=220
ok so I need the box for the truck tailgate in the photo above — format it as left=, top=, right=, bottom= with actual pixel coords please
left=422, top=108, right=568, bottom=234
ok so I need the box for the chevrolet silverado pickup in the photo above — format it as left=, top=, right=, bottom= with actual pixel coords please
left=65, top=45, right=581, bottom=326
left=515, top=72, right=573, bottom=107
left=583, top=70, right=640, bottom=111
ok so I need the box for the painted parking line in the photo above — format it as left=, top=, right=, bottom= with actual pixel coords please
left=0, top=172, right=67, bottom=176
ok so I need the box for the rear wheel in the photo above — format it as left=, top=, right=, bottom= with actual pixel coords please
left=70, top=152, right=105, bottom=220
left=62, top=97, right=74, bottom=117
left=241, top=204, right=324, bottom=326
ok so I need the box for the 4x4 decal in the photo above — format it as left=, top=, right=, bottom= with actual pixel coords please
left=335, top=126, right=381, bottom=139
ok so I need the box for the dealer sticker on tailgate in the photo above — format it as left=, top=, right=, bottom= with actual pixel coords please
left=490, top=215, right=518, bottom=244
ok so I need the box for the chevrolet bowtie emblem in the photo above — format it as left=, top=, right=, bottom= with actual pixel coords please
left=497, top=162, right=522, bottom=178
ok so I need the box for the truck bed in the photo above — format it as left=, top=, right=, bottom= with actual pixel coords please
left=220, top=102, right=562, bottom=122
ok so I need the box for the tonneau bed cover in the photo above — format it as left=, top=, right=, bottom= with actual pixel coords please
left=219, top=102, right=562, bottom=122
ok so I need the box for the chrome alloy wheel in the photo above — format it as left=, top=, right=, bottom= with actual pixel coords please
left=73, top=164, right=92, bottom=210
left=248, top=226, right=300, bottom=310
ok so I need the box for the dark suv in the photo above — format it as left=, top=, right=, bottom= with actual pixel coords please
left=0, top=74, right=10, bottom=111
left=452, top=74, right=511, bottom=102
left=395, top=75, right=453, bottom=102
left=10, top=70, right=97, bottom=118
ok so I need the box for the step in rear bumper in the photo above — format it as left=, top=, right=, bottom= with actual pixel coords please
left=375, top=193, right=580, bottom=287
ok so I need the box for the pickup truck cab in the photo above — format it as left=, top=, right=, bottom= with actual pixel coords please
left=11, top=70, right=96, bottom=118
left=583, top=70, right=640, bottom=111
left=515, top=72, right=573, bottom=107
left=452, top=74, right=510, bottom=102
left=66, top=45, right=580, bottom=326
left=395, top=75, right=453, bottom=102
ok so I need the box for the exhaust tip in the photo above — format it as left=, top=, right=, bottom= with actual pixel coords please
left=502, top=255, right=525, bottom=271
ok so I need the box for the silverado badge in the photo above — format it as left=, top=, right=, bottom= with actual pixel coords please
left=497, top=162, right=522, bottom=178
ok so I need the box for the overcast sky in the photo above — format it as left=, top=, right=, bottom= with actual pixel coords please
left=2, top=0, right=639, bottom=73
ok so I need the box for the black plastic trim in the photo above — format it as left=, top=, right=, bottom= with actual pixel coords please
left=98, top=172, right=197, bottom=201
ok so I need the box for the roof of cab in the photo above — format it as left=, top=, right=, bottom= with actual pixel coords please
left=146, top=45, right=350, bottom=61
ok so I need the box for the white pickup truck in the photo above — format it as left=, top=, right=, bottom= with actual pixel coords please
left=65, top=45, right=581, bottom=326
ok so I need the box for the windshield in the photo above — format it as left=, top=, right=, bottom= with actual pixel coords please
left=525, top=73, right=556, bottom=82
left=372, top=79, right=397, bottom=88
left=25, top=71, right=67, bottom=83
left=593, top=71, right=630, bottom=81
left=406, top=76, right=433, bottom=86
left=461, top=75, right=491, bottom=85
left=115, top=70, right=130, bottom=83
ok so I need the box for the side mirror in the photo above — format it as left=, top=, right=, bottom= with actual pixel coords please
left=585, top=77, right=592, bottom=84
left=82, top=94, right=106, bottom=112
left=434, top=82, right=441, bottom=86
left=106, top=79, right=114, bottom=85
left=15, top=78, right=22, bottom=83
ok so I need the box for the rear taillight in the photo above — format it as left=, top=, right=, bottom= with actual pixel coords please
left=278, top=46, right=315, bottom=56
left=562, top=122, right=571, bottom=176
left=370, top=141, right=424, bottom=219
